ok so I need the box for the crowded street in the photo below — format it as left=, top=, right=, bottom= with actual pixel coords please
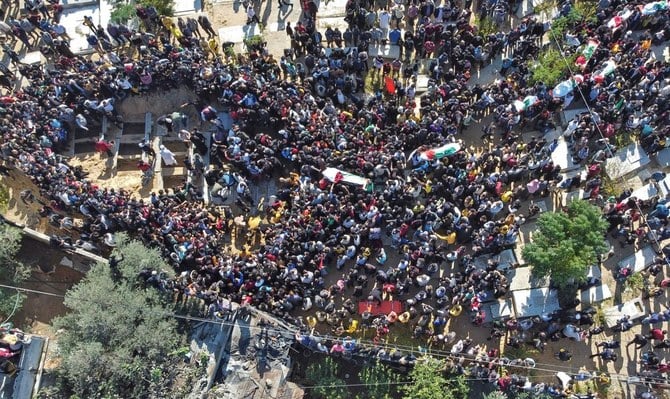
left=0, top=0, right=670, bottom=397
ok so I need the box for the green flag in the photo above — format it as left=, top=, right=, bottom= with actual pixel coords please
left=582, top=40, right=599, bottom=61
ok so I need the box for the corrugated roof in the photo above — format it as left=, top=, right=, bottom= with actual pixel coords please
left=0, top=335, right=46, bottom=399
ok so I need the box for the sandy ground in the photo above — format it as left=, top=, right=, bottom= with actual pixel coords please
left=67, top=86, right=204, bottom=200
left=1, top=1, right=663, bottom=397
left=68, top=153, right=144, bottom=197
left=13, top=239, right=87, bottom=373
left=1, top=169, right=54, bottom=232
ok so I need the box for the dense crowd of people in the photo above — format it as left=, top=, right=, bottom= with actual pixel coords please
left=1, top=0, right=670, bottom=396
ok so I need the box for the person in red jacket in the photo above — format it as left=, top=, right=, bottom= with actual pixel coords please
left=95, top=138, right=114, bottom=157
left=137, top=160, right=151, bottom=172
left=648, top=328, right=667, bottom=341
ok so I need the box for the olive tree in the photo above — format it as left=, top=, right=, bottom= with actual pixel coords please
left=401, top=357, right=470, bottom=399
left=0, top=225, right=30, bottom=320
left=50, top=237, right=183, bottom=398
left=522, top=199, right=607, bottom=288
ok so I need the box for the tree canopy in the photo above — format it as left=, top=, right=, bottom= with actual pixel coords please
left=302, top=355, right=402, bottom=399
left=110, top=232, right=174, bottom=282
left=529, top=47, right=576, bottom=87
left=357, top=362, right=400, bottom=399
left=111, top=0, right=175, bottom=23
left=522, top=199, right=607, bottom=288
left=49, top=237, right=182, bottom=398
left=305, top=357, right=348, bottom=399
left=401, top=357, right=470, bottom=399
left=0, top=225, right=30, bottom=319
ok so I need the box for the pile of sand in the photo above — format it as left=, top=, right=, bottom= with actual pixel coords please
left=68, top=154, right=147, bottom=199
left=1, top=169, right=49, bottom=230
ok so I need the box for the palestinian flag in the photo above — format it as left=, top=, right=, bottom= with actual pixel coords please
left=322, top=167, right=371, bottom=189
left=641, top=0, right=667, bottom=15
left=513, top=95, right=539, bottom=112
left=595, top=60, right=617, bottom=80
left=582, top=40, right=599, bottom=61
left=591, top=60, right=616, bottom=83
left=420, top=143, right=462, bottom=160
left=607, top=8, right=632, bottom=31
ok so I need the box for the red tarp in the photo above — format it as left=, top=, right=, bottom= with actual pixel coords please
left=384, top=76, right=396, bottom=94
left=358, top=300, right=403, bottom=315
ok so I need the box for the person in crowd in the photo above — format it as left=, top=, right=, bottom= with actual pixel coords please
left=0, top=3, right=669, bottom=394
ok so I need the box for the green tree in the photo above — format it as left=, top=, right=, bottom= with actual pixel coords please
left=111, top=0, right=175, bottom=24
left=474, top=16, right=497, bottom=37
left=522, top=200, right=607, bottom=288
left=358, top=362, right=401, bottom=399
left=305, top=357, right=349, bottom=399
left=550, top=0, right=598, bottom=44
left=50, top=238, right=181, bottom=398
left=110, top=232, right=173, bottom=282
left=0, top=225, right=30, bottom=320
left=244, top=34, right=266, bottom=52
left=529, top=47, right=576, bottom=87
left=0, top=184, right=9, bottom=212
left=483, top=391, right=508, bottom=399
left=401, top=357, right=470, bottom=399
left=110, top=3, right=136, bottom=23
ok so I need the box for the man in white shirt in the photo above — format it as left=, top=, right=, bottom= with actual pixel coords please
left=391, top=4, right=404, bottom=28
left=159, top=145, right=177, bottom=166
left=246, top=5, right=259, bottom=25
left=378, top=9, right=391, bottom=38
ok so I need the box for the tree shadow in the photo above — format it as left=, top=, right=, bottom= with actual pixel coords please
left=6, top=188, right=39, bottom=228
left=97, top=156, right=115, bottom=180
left=611, top=352, right=624, bottom=373
left=276, top=6, right=292, bottom=24
left=138, top=180, right=155, bottom=198
left=261, top=0, right=274, bottom=26
left=241, top=23, right=260, bottom=39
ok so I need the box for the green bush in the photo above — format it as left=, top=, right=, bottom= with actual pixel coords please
left=111, top=3, right=136, bottom=24
left=550, top=0, right=597, bottom=43
left=0, top=226, right=29, bottom=320
left=474, top=16, right=498, bottom=37
left=0, top=184, right=8, bottom=213
left=357, top=363, right=400, bottom=399
left=110, top=0, right=175, bottom=24
left=529, top=47, right=576, bottom=87
left=244, top=35, right=265, bottom=52
left=223, top=45, right=236, bottom=60
left=305, top=357, right=349, bottom=399
left=626, top=272, right=645, bottom=292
